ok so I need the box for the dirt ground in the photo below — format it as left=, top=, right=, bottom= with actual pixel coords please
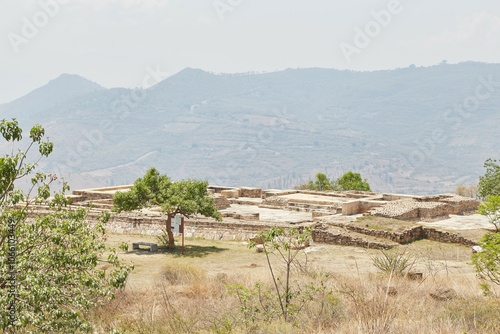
left=105, top=232, right=480, bottom=293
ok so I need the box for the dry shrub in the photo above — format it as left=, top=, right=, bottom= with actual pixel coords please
left=334, top=273, right=402, bottom=333
left=443, top=297, right=500, bottom=333
left=160, top=260, right=205, bottom=285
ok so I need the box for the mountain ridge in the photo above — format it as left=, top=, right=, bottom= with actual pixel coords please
left=0, top=62, right=498, bottom=194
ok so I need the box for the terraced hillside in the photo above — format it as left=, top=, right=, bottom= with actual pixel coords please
left=1, top=62, right=499, bottom=194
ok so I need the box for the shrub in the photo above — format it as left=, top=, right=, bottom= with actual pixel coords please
left=371, top=249, right=416, bottom=276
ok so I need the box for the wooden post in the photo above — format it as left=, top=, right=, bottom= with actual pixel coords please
left=181, top=216, right=185, bottom=256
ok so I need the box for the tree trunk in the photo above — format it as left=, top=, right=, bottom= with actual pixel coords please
left=166, top=214, right=175, bottom=249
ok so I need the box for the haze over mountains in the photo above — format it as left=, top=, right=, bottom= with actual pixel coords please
left=1, top=62, right=499, bottom=194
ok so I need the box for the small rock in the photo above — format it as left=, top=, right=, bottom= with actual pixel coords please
left=387, top=286, right=397, bottom=296
left=430, top=287, right=457, bottom=301
left=215, top=273, right=228, bottom=283
left=407, top=272, right=423, bottom=280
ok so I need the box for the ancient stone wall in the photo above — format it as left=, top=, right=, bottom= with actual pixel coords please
left=367, top=195, right=479, bottom=221
left=262, top=190, right=297, bottom=199
left=102, top=211, right=275, bottom=240
left=208, top=186, right=237, bottom=193
left=220, top=189, right=240, bottom=199
left=328, top=222, right=475, bottom=246
left=24, top=203, right=477, bottom=246
left=342, top=199, right=385, bottom=215
left=212, top=195, right=231, bottom=209
left=342, top=201, right=361, bottom=215
left=311, top=224, right=393, bottom=250
left=422, top=228, right=476, bottom=246
left=71, top=185, right=131, bottom=203
left=260, top=195, right=289, bottom=208
left=239, top=187, right=262, bottom=198
left=221, top=212, right=260, bottom=221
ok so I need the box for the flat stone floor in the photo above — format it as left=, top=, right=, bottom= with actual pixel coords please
left=220, top=204, right=312, bottom=223
left=420, top=214, right=490, bottom=230
left=279, top=193, right=353, bottom=203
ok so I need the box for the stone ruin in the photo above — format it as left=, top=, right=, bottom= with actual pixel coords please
left=365, top=194, right=479, bottom=221
left=67, top=185, right=479, bottom=225
left=25, top=184, right=480, bottom=249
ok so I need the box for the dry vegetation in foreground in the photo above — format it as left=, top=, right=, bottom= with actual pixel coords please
left=90, top=233, right=500, bottom=334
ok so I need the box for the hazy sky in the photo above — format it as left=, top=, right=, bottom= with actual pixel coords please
left=1, top=0, right=499, bottom=104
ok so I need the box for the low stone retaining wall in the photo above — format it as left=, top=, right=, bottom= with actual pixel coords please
left=328, top=222, right=476, bottom=246
left=423, top=228, right=476, bottom=245
left=102, top=212, right=285, bottom=240
left=311, top=224, right=393, bottom=250
left=239, top=187, right=262, bottom=198
left=221, top=189, right=240, bottom=198
left=221, top=212, right=260, bottom=221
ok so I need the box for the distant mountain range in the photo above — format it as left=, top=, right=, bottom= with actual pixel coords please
left=1, top=62, right=499, bottom=194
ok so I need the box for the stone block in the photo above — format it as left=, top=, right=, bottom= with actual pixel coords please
left=239, top=187, right=262, bottom=198
left=342, top=200, right=361, bottom=215
left=221, top=189, right=239, bottom=199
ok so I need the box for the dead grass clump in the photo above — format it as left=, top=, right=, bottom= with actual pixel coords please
left=442, top=297, right=500, bottom=333
left=335, top=274, right=401, bottom=333
left=160, top=260, right=205, bottom=285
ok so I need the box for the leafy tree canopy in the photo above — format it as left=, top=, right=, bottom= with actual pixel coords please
left=337, top=171, right=371, bottom=191
left=472, top=232, right=500, bottom=287
left=478, top=159, right=500, bottom=199
left=478, top=195, right=500, bottom=232
left=114, top=167, right=221, bottom=248
left=0, top=119, right=132, bottom=333
left=299, top=171, right=371, bottom=192
left=303, top=173, right=336, bottom=191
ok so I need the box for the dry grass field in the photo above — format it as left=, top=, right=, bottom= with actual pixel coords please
left=91, top=232, right=500, bottom=334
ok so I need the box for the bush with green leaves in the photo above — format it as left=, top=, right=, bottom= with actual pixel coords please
left=0, top=119, right=132, bottom=333
left=337, top=171, right=371, bottom=191
left=299, top=171, right=371, bottom=192
left=478, top=159, right=500, bottom=199
left=478, top=195, right=500, bottom=232
left=472, top=232, right=500, bottom=286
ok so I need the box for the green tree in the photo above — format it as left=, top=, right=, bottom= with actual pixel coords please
left=337, top=171, right=371, bottom=191
left=309, top=173, right=335, bottom=191
left=472, top=232, right=500, bottom=286
left=301, top=173, right=337, bottom=191
left=478, top=159, right=500, bottom=199
left=299, top=171, right=371, bottom=192
left=113, top=167, right=222, bottom=249
left=478, top=195, right=500, bottom=232
left=0, top=119, right=132, bottom=333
